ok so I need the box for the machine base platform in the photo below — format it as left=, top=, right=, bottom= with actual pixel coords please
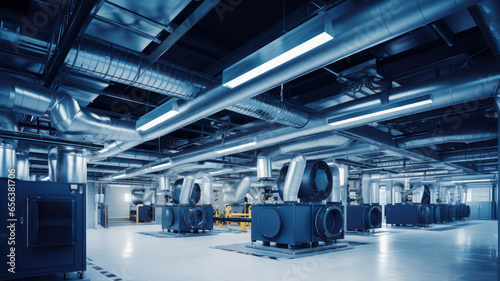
left=214, top=242, right=351, bottom=259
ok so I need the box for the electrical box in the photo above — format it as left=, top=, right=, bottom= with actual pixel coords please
left=0, top=178, right=86, bottom=280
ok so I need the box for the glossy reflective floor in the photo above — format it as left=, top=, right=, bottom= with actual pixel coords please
left=86, top=220, right=498, bottom=281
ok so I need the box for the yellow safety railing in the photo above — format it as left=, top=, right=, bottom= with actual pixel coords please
left=224, top=204, right=252, bottom=231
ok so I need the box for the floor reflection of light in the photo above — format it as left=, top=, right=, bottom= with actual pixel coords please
left=377, top=235, right=390, bottom=277
left=123, top=239, right=133, bottom=258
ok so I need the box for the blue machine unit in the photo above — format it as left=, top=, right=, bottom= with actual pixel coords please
left=252, top=203, right=343, bottom=248
left=386, top=204, right=432, bottom=226
left=346, top=205, right=382, bottom=231
left=130, top=205, right=155, bottom=222
left=452, top=203, right=470, bottom=220
left=0, top=178, right=86, bottom=280
left=161, top=205, right=213, bottom=233
left=251, top=160, right=344, bottom=248
left=429, top=204, right=443, bottom=223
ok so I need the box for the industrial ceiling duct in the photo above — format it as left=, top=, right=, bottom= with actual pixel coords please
left=470, top=0, right=500, bottom=60
left=440, top=147, right=497, bottom=162
left=97, top=0, right=481, bottom=159
left=397, top=127, right=497, bottom=149
left=0, top=74, right=141, bottom=142
left=256, top=133, right=351, bottom=179
left=103, top=60, right=500, bottom=181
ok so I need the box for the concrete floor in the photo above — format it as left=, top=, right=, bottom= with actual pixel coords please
left=86, top=220, right=498, bottom=281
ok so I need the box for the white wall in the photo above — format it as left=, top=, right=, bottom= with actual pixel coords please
left=106, top=186, right=134, bottom=218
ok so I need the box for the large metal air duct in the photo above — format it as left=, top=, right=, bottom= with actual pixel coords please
left=397, top=127, right=497, bottom=149
left=470, top=0, right=500, bottom=60
left=282, top=154, right=307, bottom=202
left=223, top=175, right=253, bottom=204
left=102, top=57, right=500, bottom=181
left=195, top=171, right=213, bottom=205
left=393, top=182, right=404, bottom=204
left=49, top=146, right=87, bottom=183
left=98, top=0, right=480, bottom=159
left=0, top=74, right=141, bottom=142
left=328, top=163, right=341, bottom=203
left=257, top=133, right=351, bottom=179
left=0, top=16, right=312, bottom=129
left=0, top=112, right=17, bottom=177
left=16, top=148, right=29, bottom=180
left=179, top=173, right=196, bottom=205
left=440, top=147, right=497, bottom=162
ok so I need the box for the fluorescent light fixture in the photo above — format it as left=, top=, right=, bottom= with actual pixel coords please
left=137, top=99, right=180, bottom=132
left=223, top=33, right=333, bottom=88
left=112, top=174, right=128, bottom=180
left=451, top=179, right=492, bottom=183
left=328, top=95, right=433, bottom=127
left=222, top=13, right=334, bottom=89
left=152, top=162, right=172, bottom=170
left=40, top=176, right=49, bottom=181
left=216, top=141, right=257, bottom=154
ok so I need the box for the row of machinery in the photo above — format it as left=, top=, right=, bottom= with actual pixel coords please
left=386, top=184, right=470, bottom=226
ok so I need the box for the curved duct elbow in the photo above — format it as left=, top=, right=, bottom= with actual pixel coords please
left=66, top=37, right=212, bottom=100
left=397, top=128, right=497, bottom=149
left=179, top=173, right=196, bottom=205
left=0, top=74, right=142, bottom=142
left=283, top=154, right=307, bottom=202
left=230, top=94, right=312, bottom=128
left=257, top=134, right=351, bottom=179
left=49, top=94, right=141, bottom=142
left=195, top=171, right=213, bottom=205
left=224, top=175, right=253, bottom=204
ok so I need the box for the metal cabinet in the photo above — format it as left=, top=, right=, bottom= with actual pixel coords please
left=468, top=202, right=495, bottom=220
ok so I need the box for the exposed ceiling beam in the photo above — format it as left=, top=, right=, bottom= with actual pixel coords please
left=43, top=0, right=105, bottom=87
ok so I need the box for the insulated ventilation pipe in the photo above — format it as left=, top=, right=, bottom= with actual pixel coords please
left=277, top=157, right=334, bottom=203
left=195, top=171, right=213, bottom=205
left=0, top=74, right=141, bottom=142
left=0, top=112, right=17, bottom=177
left=257, top=134, right=351, bottom=179
left=223, top=175, right=253, bottom=205
left=48, top=146, right=87, bottom=183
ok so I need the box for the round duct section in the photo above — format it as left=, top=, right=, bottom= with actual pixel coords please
left=163, top=208, right=175, bottom=227
left=315, top=206, right=343, bottom=239
left=184, top=207, right=208, bottom=229
left=0, top=143, right=16, bottom=178
left=418, top=205, right=432, bottom=224
left=49, top=146, right=87, bottom=183
left=365, top=206, right=382, bottom=229
left=172, top=179, right=201, bottom=205
left=277, top=160, right=333, bottom=202
left=433, top=206, right=442, bottom=223
left=131, top=188, right=155, bottom=205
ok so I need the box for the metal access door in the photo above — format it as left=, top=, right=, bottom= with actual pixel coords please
left=468, top=202, right=494, bottom=220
